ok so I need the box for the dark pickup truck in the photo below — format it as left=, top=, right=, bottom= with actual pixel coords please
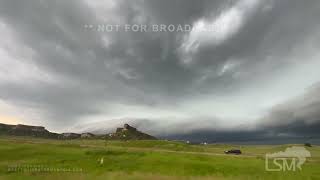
left=224, top=149, right=242, bottom=155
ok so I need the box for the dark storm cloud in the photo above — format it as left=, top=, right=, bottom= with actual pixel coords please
left=0, top=0, right=167, bottom=127
left=261, top=84, right=320, bottom=128
left=161, top=120, right=320, bottom=144
left=178, top=0, right=320, bottom=94
left=0, top=0, right=320, bottom=136
left=157, top=84, right=320, bottom=142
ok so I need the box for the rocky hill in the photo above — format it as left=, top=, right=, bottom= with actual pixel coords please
left=0, top=123, right=59, bottom=138
left=0, top=123, right=156, bottom=140
left=106, top=124, right=157, bottom=140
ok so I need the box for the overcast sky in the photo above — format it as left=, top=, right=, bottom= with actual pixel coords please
left=0, top=0, right=320, bottom=140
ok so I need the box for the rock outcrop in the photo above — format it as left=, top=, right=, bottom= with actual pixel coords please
left=107, top=124, right=157, bottom=140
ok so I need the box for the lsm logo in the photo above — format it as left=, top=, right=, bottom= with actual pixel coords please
left=265, top=146, right=311, bottom=171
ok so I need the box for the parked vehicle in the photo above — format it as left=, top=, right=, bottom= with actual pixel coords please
left=224, top=149, right=242, bottom=155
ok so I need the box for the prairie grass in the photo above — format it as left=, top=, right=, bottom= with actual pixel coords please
left=0, top=136, right=319, bottom=180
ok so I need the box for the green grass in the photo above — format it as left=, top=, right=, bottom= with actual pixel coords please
left=0, top=136, right=319, bottom=180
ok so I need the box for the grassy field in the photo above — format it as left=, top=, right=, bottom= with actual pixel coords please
left=0, top=136, right=319, bottom=180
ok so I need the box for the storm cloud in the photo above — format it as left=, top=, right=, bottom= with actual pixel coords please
left=0, top=0, right=320, bottom=142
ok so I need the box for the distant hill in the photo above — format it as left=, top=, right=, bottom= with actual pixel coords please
left=0, top=123, right=59, bottom=138
left=106, top=124, right=157, bottom=140
left=0, top=123, right=157, bottom=140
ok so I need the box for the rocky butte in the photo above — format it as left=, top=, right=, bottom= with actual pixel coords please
left=107, top=123, right=157, bottom=140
